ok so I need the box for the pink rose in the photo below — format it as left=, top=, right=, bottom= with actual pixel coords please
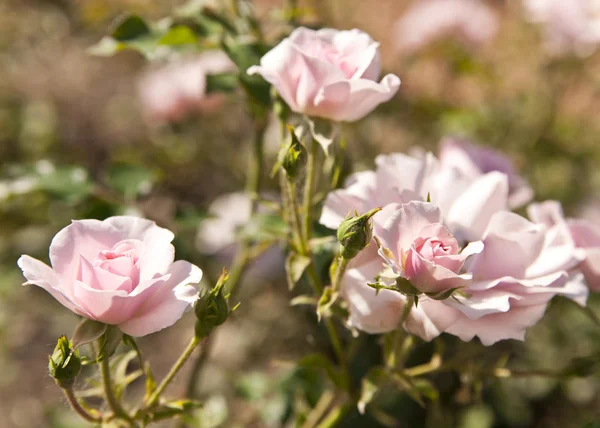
left=412, top=211, right=587, bottom=345
left=529, top=200, right=600, bottom=291
left=321, top=151, right=509, bottom=243
left=138, top=50, right=235, bottom=123
left=247, top=27, right=400, bottom=122
left=393, top=0, right=498, bottom=53
left=375, top=202, right=483, bottom=294
left=18, top=216, right=202, bottom=337
left=439, top=137, right=533, bottom=209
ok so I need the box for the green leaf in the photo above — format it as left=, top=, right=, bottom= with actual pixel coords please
left=38, top=166, right=93, bottom=203
left=71, top=319, right=107, bottom=350
left=206, top=73, right=239, bottom=94
left=358, top=367, right=387, bottom=414
left=412, top=378, right=439, bottom=402
left=317, top=286, right=338, bottom=321
left=111, top=15, right=151, bottom=41
left=390, top=372, right=425, bottom=407
left=106, top=163, right=156, bottom=198
left=298, top=353, right=347, bottom=390
left=289, top=295, right=318, bottom=307
left=158, top=25, right=198, bottom=46
left=285, top=253, right=311, bottom=291
left=96, top=326, right=124, bottom=362
left=147, top=399, right=203, bottom=421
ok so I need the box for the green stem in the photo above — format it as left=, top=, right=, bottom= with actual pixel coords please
left=302, top=137, right=318, bottom=243
left=246, top=120, right=266, bottom=212
left=301, top=390, right=335, bottom=428
left=63, top=387, right=102, bottom=424
left=316, top=403, right=349, bottom=428
left=331, top=257, right=349, bottom=293
left=99, top=346, right=134, bottom=424
left=287, top=181, right=308, bottom=255
left=145, top=336, right=201, bottom=408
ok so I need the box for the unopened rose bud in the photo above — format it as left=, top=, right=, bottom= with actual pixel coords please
left=337, top=207, right=382, bottom=259
left=272, top=125, right=305, bottom=180
left=195, top=269, right=231, bottom=338
left=48, top=335, right=81, bottom=389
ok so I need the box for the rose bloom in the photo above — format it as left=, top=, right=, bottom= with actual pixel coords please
left=321, top=151, right=509, bottom=243
left=439, top=137, right=533, bottom=209
left=18, top=216, right=202, bottom=337
left=393, top=0, right=499, bottom=54
left=342, top=208, right=588, bottom=344
left=529, top=200, right=600, bottom=291
left=524, top=0, right=600, bottom=56
left=375, top=201, right=483, bottom=294
left=138, top=50, right=235, bottom=123
left=248, top=27, right=400, bottom=122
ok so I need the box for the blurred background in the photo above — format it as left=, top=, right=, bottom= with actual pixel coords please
left=1, top=0, right=599, bottom=427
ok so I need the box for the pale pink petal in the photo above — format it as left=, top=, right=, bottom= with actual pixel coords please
left=49, top=219, right=123, bottom=284
left=119, top=261, right=202, bottom=337
left=446, top=172, right=509, bottom=242
left=17, top=255, right=88, bottom=317
left=377, top=201, right=443, bottom=256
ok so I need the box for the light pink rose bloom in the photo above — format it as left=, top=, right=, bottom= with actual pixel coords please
left=341, top=206, right=587, bottom=344
left=375, top=202, right=483, bottom=294
left=439, top=137, right=533, bottom=209
left=247, top=27, right=400, bottom=122
left=393, top=0, right=499, bottom=53
left=529, top=200, right=600, bottom=291
left=321, top=152, right=509, bottom=243
left=18, top=216, right=202, bottom=337
left=524, top=0, right=600, bottom=56
left=138, top=50, right=235, bottom=123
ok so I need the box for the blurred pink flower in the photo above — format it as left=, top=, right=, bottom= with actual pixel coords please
left=439, top=137, right=533, bottom=208
left=524, top=0, right=600, bottom=56
left=529, top=200, right=600, bottom=291
left=375, top=201, right=483, bottom=294
left=248, top=27, right=400, bottom=122
left=393, top=0, right=499, bottom=53
left=18, top=216, right=202, bottom=337
left=196, top=192, right=284, bottom=282
left=138, top=50, right=235, bottom=123
left=321, top=151, right=509, bottom=243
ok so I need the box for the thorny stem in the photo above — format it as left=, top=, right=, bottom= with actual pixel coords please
left=63, top=387, right=102, bottom=424
left=145, top=336, right=201, bottom=408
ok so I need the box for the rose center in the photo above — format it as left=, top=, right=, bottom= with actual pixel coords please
left=306, top=40, right=358, bottom=78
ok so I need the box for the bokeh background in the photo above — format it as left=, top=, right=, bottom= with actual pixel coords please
left=1, top=0, right=599, bottom=427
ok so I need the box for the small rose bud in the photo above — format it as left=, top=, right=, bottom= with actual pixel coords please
left=272, top=125, right=305, bottom=180
left=337, top=207, right=382, bottom=259
left=195, top=269, right=231, bottom=338
left=48, top=335, right=81, bottom=389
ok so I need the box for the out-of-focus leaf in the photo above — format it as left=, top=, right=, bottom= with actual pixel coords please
left=317, top=286, right=338, bottom=321
left=158, top=25, right=198, bottom=46
left=390, top=372, right=425, bottom=407
left=236, top=372, right=270, bottom=400
left=111, top=15, right=151, bottom=41
left=222, top=38, right=272, bottom=108
left=298, top=353, right=346, bottom=390
left=206, top=73, right=239, bottom=94
left=237, top=213, right=288, bottom=242
left=39, top=166, right=93, bottom=203
left=412, top=378, right=439, bottom=402
left=71, top=319, right=107, bottom=350
left=289, top=295, right=318, bottom=307
left=285, top=253, right=311, bottom=291
left=358, top=367, right=387, bottom=414
left=106, top=163, right=156, bottom=198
